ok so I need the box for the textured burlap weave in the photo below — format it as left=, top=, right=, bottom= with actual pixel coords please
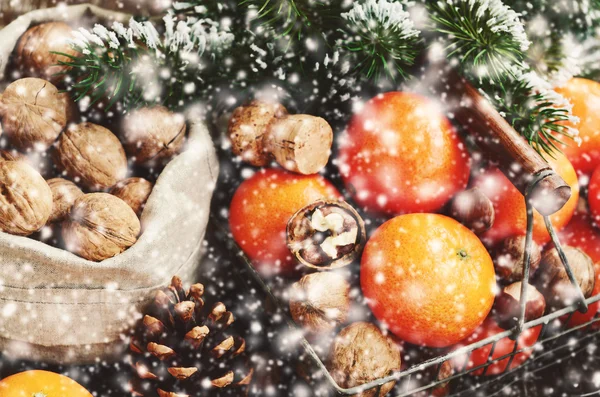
left=0, top=5, right=218, bottom=363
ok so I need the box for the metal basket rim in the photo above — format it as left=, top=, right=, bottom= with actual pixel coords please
left=213, top=216, right=600, bottom=396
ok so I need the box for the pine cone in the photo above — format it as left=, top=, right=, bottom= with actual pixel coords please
left=129, top=276, right=253, bottom=396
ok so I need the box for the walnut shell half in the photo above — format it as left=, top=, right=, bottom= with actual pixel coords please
left=55, top=122, right=127, bottom=190
left=47, top=177, right=84, bottom=223
left=0, top=78, right=67, bottom=151
left=121, top=106, right=186, bottom=165
left=110, top=177, right=153, bottom=217
left=328, top=322, right=401, bottom=397
left=0, top=161, right=52, bottom=236
left=63, top=193, right=141, bottom=261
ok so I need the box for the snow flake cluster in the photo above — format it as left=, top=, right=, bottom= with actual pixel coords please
left=71, top=14, right=233, bottom=58
left=342, top=0, right=420, bottom=41
left=466, top=0, right=530, bottom=51
left=518, top=71, right=582, bottom=145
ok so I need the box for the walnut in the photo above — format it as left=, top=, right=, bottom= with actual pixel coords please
left=0, top=161, right=52, bottom=236
left=110, top=177, right=153, bottom=216
left=63, top=193, right=141, bottom=261
left=0, top=149, right=26, bottom=162
left=289, top=272, right=351, bottom=332
left=328, top=322, right=402, bottom=397
left=0, top=150, right=54, bottom=178
left=59, top=91, right=78, bottom=122
left=46, top=178, right=84, bottom=223
left=121, top=106, right=186, bottom=165
left=494, top=235, right=542, bottom=283
left=15, top=22, right=79, bottom=82
left=55, top=122, right=127, bottom=190
left=0, top=78, right=68, bottom=151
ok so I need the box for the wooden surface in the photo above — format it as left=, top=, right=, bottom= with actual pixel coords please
left=0, top=0, right=168, bottom=27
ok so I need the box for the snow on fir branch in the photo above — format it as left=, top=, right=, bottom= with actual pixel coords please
left=507, top=0, right=600, bottom=83
left=55, top=0, right=586, bottom=158
left=489, top=71, right=581, bottom=158
left=341, top=0, right=421, bottom=79
left=428, top=0, right=530, bottom=83
left=240, top=0, right=332, bottom=45
left=58, top=12, right=234, bottom=113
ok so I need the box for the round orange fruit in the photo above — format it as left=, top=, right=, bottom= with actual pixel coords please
left=451, top=318, right=541, bottom=376
left=554, top=78, right=600, bottom=176
left=559, top=204, right=600, bottom=263
left=589, top=165, right=600, bottom=224
left=473, top=153, right=579, bottom=245
left=0, top=370, right=92, bottom=397
left=338, top=91, right=470, bottom=215
left=229, top=168, right=340, bottom=276
left=360, top=213, right=496, bottom=347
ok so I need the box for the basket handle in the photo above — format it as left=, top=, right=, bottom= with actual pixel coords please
left=443, top=68, right=572, bottom=216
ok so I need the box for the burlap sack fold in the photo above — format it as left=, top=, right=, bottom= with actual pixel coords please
left=0, top=5, right=218, bottom=363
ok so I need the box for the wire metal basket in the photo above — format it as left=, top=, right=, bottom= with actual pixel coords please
left=213, top=168, right=599, bottom=396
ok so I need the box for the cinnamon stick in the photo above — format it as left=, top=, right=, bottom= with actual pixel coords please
left=439, top=68, right=571, bottom=216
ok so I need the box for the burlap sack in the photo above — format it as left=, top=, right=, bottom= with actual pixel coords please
left=0, top=5, right=218, bottom=363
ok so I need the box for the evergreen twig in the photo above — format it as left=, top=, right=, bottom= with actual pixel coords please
left=342, top=0, right=421, bottom=80
left=55, top=11, right=234, bottom=113
left=427, top=0, right=530, bottom=83
left=483, top=71, right=580, bottom=158
left=55, top=0, right=587, bottom=158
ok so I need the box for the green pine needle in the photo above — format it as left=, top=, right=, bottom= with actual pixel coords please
left=55, top=43, right=157, bottom=111
left=240, top=0, right=327, bottom=45
left=488, top=75, right=578, bottom=158
left=526, top=32, right=567, bottom=78
left=342, top=0, right=421, bottom=80
left=428, top=0, right=530, bottom=83
left=55, top=11, right=234, bottom=114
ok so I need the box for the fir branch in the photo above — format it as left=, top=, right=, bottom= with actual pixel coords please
left=578, top=36, right=600, bottom=80
left=506, top=0, right=600, bottom=84
left=341, top=0, right=421, bottom=80
left=524, top=31, right=581, bottom=85
left=428, top=0, right=530, bottom=83
left=57, top=14, right=234, bottom=113
left=488, top=71, right=580, bottom=158
left=240, top=0, right=329, bottom=46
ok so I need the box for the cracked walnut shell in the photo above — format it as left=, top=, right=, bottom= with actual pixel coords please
left=0, top=161, right=52, bottom=236
left=0, top=78, right=68, bottom=151
left=122, top=106, right=186, bottom=165
left=55, top=122, right=127, bottom=190
left=63, top=193, right=141, bottom=261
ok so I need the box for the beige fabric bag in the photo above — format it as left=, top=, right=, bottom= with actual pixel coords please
left=0, top=5, right=218, bottom=363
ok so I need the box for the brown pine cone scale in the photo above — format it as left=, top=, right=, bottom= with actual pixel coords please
left=129, top=276, right=253, bottom=396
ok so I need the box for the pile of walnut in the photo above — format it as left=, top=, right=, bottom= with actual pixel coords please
left=0, top=22, right=186, bottom=262
left=284, top=201, right=407, bottom=396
